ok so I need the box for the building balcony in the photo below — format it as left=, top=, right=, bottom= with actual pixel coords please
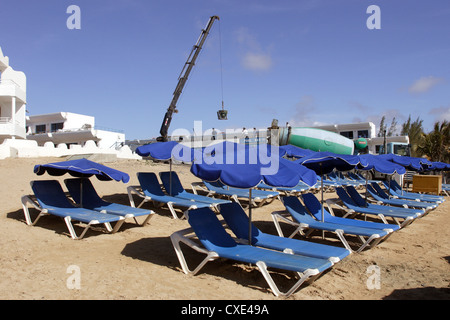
left=0, top=79, right=26, bottom=103
left=0, top=117, right=26, bottom=140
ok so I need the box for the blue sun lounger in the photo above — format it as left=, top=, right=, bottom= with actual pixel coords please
left=159, top=171, right=231, bottom=208
left=275, top=196, right=391, bottom=253
left=201, top=180, right=279, bottom=208
left=368, top=183, right=436, bottom=212
left=383, top=180, right=444, bottom=203
left=301, top=192, right=399, bottom=232
left=170, top=207, right=334, bottom=297
left=21, top=180, right=125, bottom=239
left=257, top=181, right=310, bottom=196
left=64, top=178, right=154, bottom=226
left=127, top=172, right=211, bottom=219
left=219, top=202, right=350, bottom=263
left=335, top=187, right=421, bottom=228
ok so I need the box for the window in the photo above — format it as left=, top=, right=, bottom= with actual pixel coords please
left=340, top=131, right=354, bottom=139
left=35, top=124, right=46, bottom=134
left=357, top=130, right=369, bottom=138
left=51, top=122, right=64, bottom=132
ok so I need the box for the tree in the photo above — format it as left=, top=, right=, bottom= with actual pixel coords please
left=401, top=115, right=424, bottom=157
left=387, top=117, right=398, bottom=137
left=377, top=116, right=386, bottom=137
left=417, top=121, right=450, bottom=162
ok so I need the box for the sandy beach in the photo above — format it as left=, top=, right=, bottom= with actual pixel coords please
left=1, top=157, right=449, bottom=300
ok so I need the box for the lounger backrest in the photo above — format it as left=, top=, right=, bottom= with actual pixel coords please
left=335, top=187, right=357, bottom=207
left=345, top=186, right=367, bottom=207
left=368, top=183, right=388, bottom=199
left=389, top=180, right=402, bottom=191
left=301, top=193, right=331, bottom=220
left=282, top=196, right=316, bottom=223
left=31, top=180, right=75, bottom=209
left=137, top=172, right=165, bottom=196
left=219, top=202, right=260, bottom=240
left=159, top=171, right=185, bottom=196
left=64, top=178, right=105, bottom=206
left=188, top=207, right=237, bottom=250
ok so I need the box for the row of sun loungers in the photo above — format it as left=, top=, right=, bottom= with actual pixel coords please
left=21, top=179, right=154, bottom=240
left=21, top=170, right=445, bottom=296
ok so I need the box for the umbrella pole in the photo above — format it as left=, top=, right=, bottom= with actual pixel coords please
left=320, top=164, right=324, bottom=240
left=169, top=159, right=173, bottom=196
left=80, top=178, right=83, bottom=207
left=248, top=188, right=252, bottom=246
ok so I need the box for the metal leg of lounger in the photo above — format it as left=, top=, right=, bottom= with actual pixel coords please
left=333, top=229, right=353, bottom=252
left=133, top=212, right=154, bottom=226
left=170, top=229, right=219, bottom=275
left=271, top=212, right=306, bottom=238
left=356, top=234, right=381, bottom=253
left=64, top=216, right=92, bottom=240
left=21, top=195, right=48, bottom=226
left=256, top=261, right=320, bottom=297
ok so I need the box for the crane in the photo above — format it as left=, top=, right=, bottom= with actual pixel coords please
left=157, top=15, right=223, bottom=142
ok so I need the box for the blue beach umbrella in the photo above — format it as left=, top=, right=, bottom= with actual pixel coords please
left=34, top=158, right=130, bottom=206
left=295, top=151, right=369, bottom=222
left=34, top=158, right=130, bottom=182
left=191, top=142, right=318, bottom=245
left=279, top=144, right=317, bottom=159
left=357, top=154, right=407, bottom=202
left=135, top=141, right=203, bottom=162
left=377, top=153, right=432, bottom=172
left=136, top=141, right=207, bottom=195
left=358, top=154, right=406, bottom=175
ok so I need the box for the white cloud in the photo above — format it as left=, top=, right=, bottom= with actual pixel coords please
left=408, top=76, right=444, bottom=94
left=235, top=27, right=273, bottom=72
left=429, top=105, right=450, bottom=122
left=242, top=52, right=272, bottom=71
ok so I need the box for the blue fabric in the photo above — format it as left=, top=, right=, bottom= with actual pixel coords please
left=137, top=172, right=211, bottom=209
left=301, top=193, right=400, bottom=231
left=191, top=143, right=318, bottom=188
left=427, top=161, right=450, bottom=171
left=282, top=196, right=389, bottom=237
left=339, top=186, right=422, bottom=218
left=384, top=180, right=444, bottom=202
left=34, top=158, right=130, bottom=183
left=64, top=178, right=152, bottom=217
left=135, top=141, right=204, bottom=162
left=279, top=144, right=316, bottom=158
left=31, top=180, right=123, bottom=223
left=159, top=171, right=231, bottom=205
left=188, top=207, right=333, bottom=273
left=358, top=154, right=406, bottom=175
left=367, top=183, right=435, bottom=210
left=377, top=154, right=432, bottom=172
left=219, top=202, right=350, bottom=261
left=295, top=151, right=368, bottom=175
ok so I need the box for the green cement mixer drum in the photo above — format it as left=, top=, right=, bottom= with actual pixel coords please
left=280, top=127, right=354, bottom=155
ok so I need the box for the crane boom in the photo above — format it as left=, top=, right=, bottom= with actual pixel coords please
left=157, top=15, right=220, bottom=142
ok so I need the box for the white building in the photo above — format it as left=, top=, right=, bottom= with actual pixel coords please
left=311, top=122, right=410, bottom=155
left=0, top=47, right=27, bottom=142
left=26, top=112, right=125, bottom=150
left=0, top=46, right=139, bottom=160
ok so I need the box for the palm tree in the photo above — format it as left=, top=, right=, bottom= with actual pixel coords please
left=417, top=121, right=450, bottom=162
left=401, top=115, right=424, bottom=157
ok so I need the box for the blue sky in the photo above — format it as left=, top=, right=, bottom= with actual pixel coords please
left=1, top=0, right=449, bottom=140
